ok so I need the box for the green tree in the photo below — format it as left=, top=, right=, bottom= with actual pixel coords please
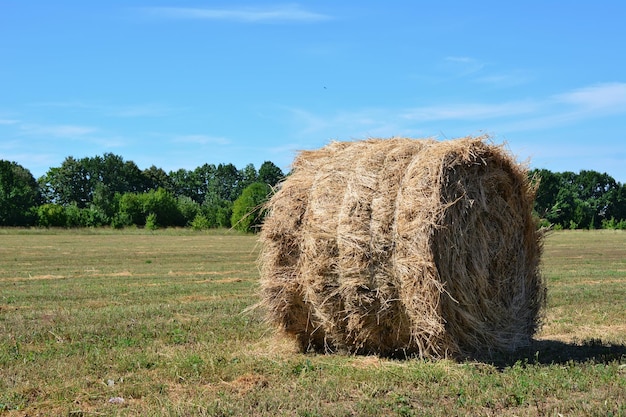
left=576, top=170, right=619, bottom=227
left=97, top=153, right=146, bottom=194
left=240, top=163, right=258, bottom=190
left=191, top=163, right=218, bottom=203
left=231, top=182, right=271, bottom=233
left=39, top=157, right=90, bottom=206
left=258, top=161, right=284, bottom=187
left=40, top=153, right=146, bottom=208
left=530, top=168, right=561, bottom=220
left=202, top=192, right=232, bottom=228
left=210, top=163, right=242, bottom=202
left=169, top=168, right=194, bottom=199
left=0, top=160, right=41, bottom=226
left=169, top=165, right=217, bottom=203
left=607, top=183, right=626, bottom=222
left=142, top=165, right=173, bottom=193
left=531, top=169, right=623, bottom=229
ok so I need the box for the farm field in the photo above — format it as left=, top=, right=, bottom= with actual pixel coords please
left=1, top=229, right=625, bottom=416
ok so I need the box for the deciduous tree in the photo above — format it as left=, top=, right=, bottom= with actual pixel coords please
left=231, top=182, right=271, bottom=233
left=0, top=160, right=41, bottom=226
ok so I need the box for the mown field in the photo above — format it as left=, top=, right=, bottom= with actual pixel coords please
left=1, top=229, right=625, bottom=416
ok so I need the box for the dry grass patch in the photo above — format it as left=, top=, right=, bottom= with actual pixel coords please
left=0, top=229, right=625, bottom=416
left=538, top=230, right=626, bottom=345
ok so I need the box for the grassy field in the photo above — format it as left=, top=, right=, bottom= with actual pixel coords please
left=1, top=228, right=625, bottom=416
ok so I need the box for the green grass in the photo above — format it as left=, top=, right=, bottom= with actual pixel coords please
left=1, top=228, right=625, bottom=416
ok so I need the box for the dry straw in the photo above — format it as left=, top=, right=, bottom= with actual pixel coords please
left=258, top=136, right=545, bottom=358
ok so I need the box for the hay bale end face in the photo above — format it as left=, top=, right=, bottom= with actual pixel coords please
left=259, top=136, right=545, bottom=358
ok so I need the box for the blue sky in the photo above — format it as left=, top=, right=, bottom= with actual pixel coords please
left=1, top=1, right=625, bottom=182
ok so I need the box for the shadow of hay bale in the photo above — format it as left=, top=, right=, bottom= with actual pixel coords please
left=259, top=136, right=546, bottom=359
left=480, top=338, right=626, bottom=368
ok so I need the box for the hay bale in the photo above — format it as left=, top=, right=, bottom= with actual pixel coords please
left=259, top=136, right=545, bottom=358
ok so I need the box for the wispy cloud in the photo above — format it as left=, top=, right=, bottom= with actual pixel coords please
left=29, top=101, right=179, bottom=118
left=474, top=71, right=532, bottom=87
left=172, top=134, right=231, bottom=146
left=12, top=120, right=128, bottom=149
left=1, top=120, right=129, bottom=177
left=285, top=82, right=626, bottom=143
left=111, top=104, right=179, bottom=118
left=0, top=151, right=59, bottom=176
left=140, top=5, right=331, bottom=23
left=0, top=139, right=20, bottom=151
left=20, top=123, right=98, bottom=138
left=444, top=56, right=486, bottom=77
left=402, top=101, right=537, bottom=122
left=287, top=107, right=427, bottom=142
left=498, top=82, right=626, bottom=132
left=553, top=82, right=626, bottom=112
left=442, top=56, right=532, bottom=88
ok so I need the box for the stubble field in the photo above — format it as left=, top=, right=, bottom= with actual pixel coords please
left=1, top=229, right=625, bottom=416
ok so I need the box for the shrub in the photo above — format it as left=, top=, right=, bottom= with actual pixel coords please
left=145, top=212, right=158, bottom=230
left=231, top=182, right=271, bottom=233
left=83, top=206, right=109, bottom=227
left=115, top=189, right=184, bottom=227
left=215, top=204, right=232, bottom=228
left=36, top=203, right=67, bottom=227
left=64, top=203, right=84, bottom=227
left=190, top=213, right=211, bottom=230
left=111, top=212, right=132, bottom=229
left=177, top=196, right=201, bottom=225
left=117, top=192, right=145, bottom=226
left=202, top=195, right=233, bottom=228
left=601, top=217, right=626, bottom=230
left=142, top=188, right=184, bottom=227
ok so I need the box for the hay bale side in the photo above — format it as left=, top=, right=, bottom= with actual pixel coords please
left=259, top=136, right=545, bottom=358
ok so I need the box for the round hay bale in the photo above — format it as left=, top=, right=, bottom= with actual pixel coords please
left=259, top=136, right=545, bottom=358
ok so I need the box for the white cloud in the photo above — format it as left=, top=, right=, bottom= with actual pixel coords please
left=287, top=108, right=330, bottom=135
left=0, top=151, right=59, bottom=177
left=284, top=82, right=626, bottom=145
left=442, top=57, right=533, bottom=88
left=444, top=56, right=486, bottom=77
left=111, top=104, right=178, bottom=118
left=402, top=101, right=537, bottom=122
left=266, top=142, right=303, bottom=154
left=0, top=118, right=20, bottom=125
left=0, top=139, right=20, bottom=151
left=474, top=71, right=532, bottom=87
left=29, top=100, right=179, bottom=118
left=140, top=5, right=331, bottom=23
left=286, top=107, right=428, bottom=145
left=552, top=82, right=626, bottom=112
left=20, top=124, right=97, bottom=137
left=496, top=83, right=626, bottom=132
left=172, top=134, right=231, bottom=146
left=28, top=100, right=91, bottom=109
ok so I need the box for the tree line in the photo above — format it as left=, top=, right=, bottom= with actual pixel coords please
left=529, top=168, right=626, bottom=230
left=0, top=153, right=283, bottom=232
left=1, top=155, right=626, bottom=231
